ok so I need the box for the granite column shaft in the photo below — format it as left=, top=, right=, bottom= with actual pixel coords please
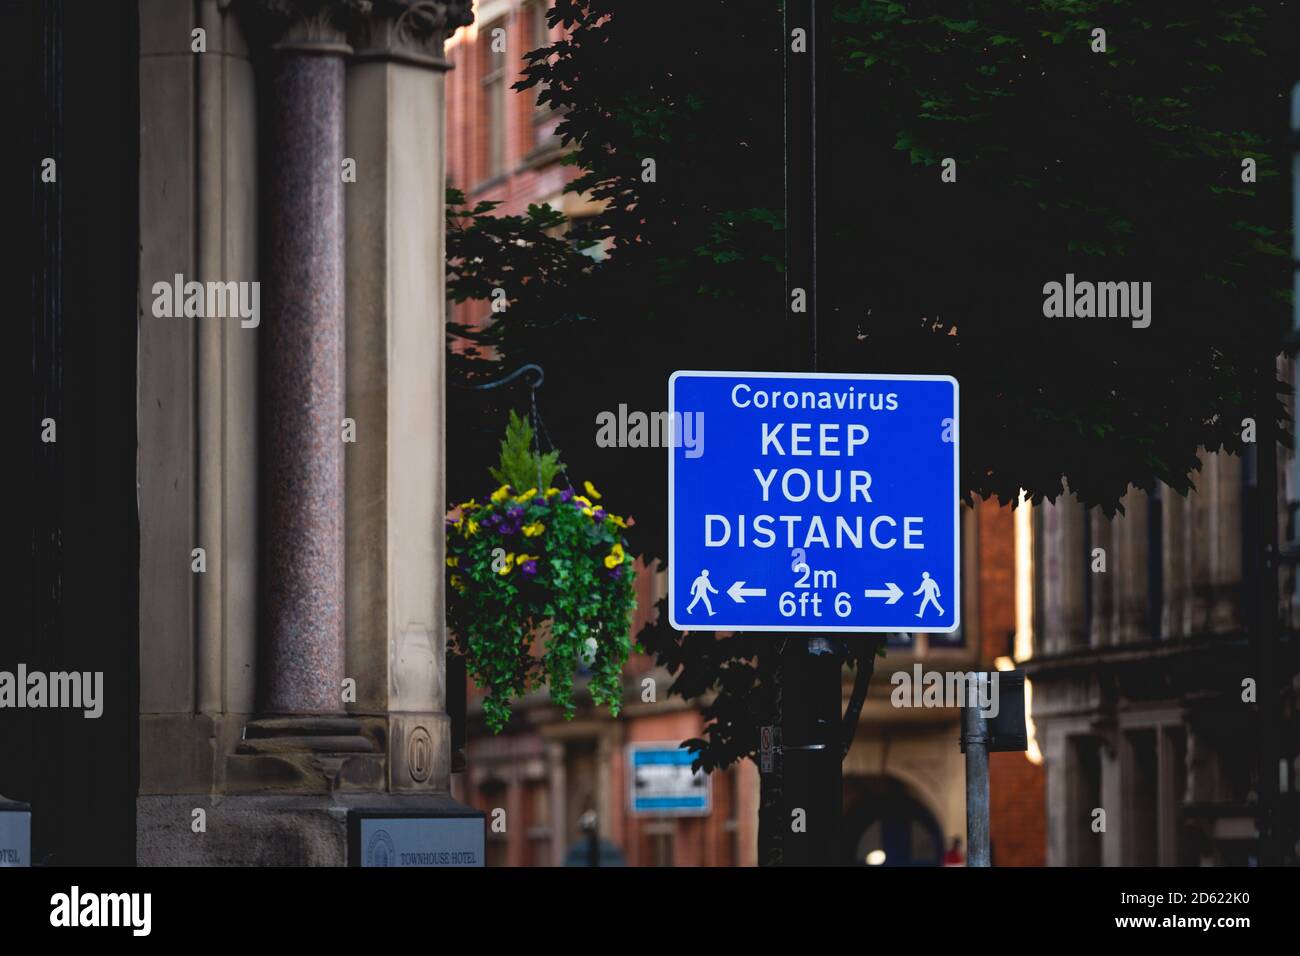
left=259, top=45, right=347, bottom=715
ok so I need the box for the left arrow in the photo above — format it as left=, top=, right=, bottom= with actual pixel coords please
left=727, top=581, right=766, bottom=603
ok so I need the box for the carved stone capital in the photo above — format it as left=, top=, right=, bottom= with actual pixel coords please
left=236, top=0, right=374, bottom=54
left=351, top=0, right=475, bottom=69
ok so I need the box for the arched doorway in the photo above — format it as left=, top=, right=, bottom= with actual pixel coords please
left=842, top=777, right=944, bottom=867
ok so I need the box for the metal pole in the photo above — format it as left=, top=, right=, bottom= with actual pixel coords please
left=780, top=0, right=840, bottom=868
left=963, top=674, right=991, bottom=867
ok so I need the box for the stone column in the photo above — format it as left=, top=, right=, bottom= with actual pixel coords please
left=1161, top=482, right=1186, bottom=638
left=1110, top=487, right=1149, bottom=644
left=546, top=740, right=567, bottom=865
left=1042, top=726, right=1068, bottom=866
left=1039, top=490, right=1088, bottom=654
left=343, top=0, right=473, bottom=791
left=1183, top=449, right=1214, bottom=633
left=244, top=0, right=360, bottom=715
left=138, top=0, right=260, bottom=803
left=1099, top=737, right=1123, bottom=867
left=1209, top=452, right=1243, bottom=632
left=1088, top=506, right=1113, bottom=647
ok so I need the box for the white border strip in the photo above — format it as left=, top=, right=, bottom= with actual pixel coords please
left=667, top=370, right=961, bottom=634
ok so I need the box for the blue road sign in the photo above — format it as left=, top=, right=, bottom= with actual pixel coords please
left=628, top=744, right=711, bottom=816
left=668, top=371, right=959, bottom=633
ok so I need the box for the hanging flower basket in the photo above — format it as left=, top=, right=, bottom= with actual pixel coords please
left=446, top=412, right=636, bottom=733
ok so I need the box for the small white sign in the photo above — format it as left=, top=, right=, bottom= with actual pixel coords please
left=357, top=816, right=484, bottom=867
left=0, top=810, right=31, bottom=867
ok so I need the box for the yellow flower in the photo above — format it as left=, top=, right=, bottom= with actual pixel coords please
left=604, top=543, right=625, bottom=569
left=446, top=556, right=458, bottom=567
left=466, top=520, right=479, bottom=537
left=490, top=485, right=510, bottom=503
left=583, top=481, right=602, bottom=501
left=458, top=500, right=480, bottom=512
left=453, top=517, right=464, bottom=533
left=449, top=574, right=465, bottom=593
left=607, top=514, right=627, bottom=529
left=522, top=521, right=545, bottom=537
left=497, top=553, right=516, bottom=575
left=514, top=488, right=538, bottom=503
left=574, top=494, right=592, bottom=508
left=516, top=553, right=538, bottom=564
left=545, top=487, right=561, bottom=498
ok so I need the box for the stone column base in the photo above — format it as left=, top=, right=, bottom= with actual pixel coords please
left=224, top=715, right=386, bottom=793
left=388, top=712, right=451, bottom=792
left=137, top=792, right=479, bottom=866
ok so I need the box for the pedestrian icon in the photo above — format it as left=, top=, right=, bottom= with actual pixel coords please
left=913, top=571, right=944, bottom=619
left=687, top=569, right=718, bottom=617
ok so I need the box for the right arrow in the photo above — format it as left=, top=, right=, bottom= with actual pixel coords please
left=863, top=582, right=904, bottom=605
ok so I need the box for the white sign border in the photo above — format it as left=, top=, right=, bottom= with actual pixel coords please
left=668, top=369, right=961, bottom=634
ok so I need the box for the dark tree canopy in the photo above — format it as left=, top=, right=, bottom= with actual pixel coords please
left=447, top=0, right=1297, bottom=771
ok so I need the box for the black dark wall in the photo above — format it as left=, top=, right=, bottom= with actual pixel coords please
left=1, top=0, right=139, bottom=866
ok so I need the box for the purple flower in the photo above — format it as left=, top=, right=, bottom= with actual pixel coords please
left=607, top=565, right=622, bottom=581
left=559, top=488, right=573, bottom=503
left=592, top=508, right=606, bottom=522
left=519, top=559, right=538, bottom=578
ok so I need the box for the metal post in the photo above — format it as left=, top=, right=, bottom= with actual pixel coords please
left=963, top=674, right=991, bottom=867
left=779, top=0, right=840, bottom=868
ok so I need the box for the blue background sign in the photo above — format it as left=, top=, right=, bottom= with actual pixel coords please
left=669, top=371, right=959, bottom=633
left=628, top=744, right=711, bottom=816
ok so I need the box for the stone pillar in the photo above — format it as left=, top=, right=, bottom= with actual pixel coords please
left=138, top=0, right=260, bottom=802
left=343, top=0, right=473, bottom=791
left=248, top=1, right=357, bottom=715
left=546, top=740, right=567, bottom=866
left=1042, top=726, right=1068, bottom=866
left=1088, top=506, right=1113, bottom=647
left=1161, top=482, right=1186, bottom=638
left=195, top=0, right=260, bottom=723
left=1183, top=449, right=1214, bottom=633
left=1099, top=738, right=1123, bottom=867
left=1111, top=487, right=1149, bottom=644
left=1209, top=452, right=1243, bottom=632
left=596, top=730, right=616, bottom=840
left=1039, top=490, right=1087, bottom=654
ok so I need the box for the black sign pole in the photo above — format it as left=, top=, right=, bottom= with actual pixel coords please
left=962, top=677, right=991, bottom=866
left=781, top=0, right=840, bottom=867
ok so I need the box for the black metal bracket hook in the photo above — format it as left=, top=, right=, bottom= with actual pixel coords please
left=450, top=363, right=571, bottom=491
left=454, top=363, right=545, bottom=392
